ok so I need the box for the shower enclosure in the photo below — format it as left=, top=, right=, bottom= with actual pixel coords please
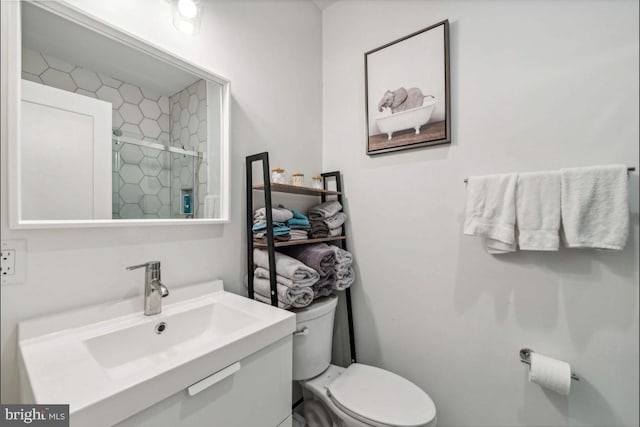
left=112, top=132, right=202, bottom=219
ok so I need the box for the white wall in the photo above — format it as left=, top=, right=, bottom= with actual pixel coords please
left=323, top=1, right=638, bottom=426
left=0, top=0, right=322, bottom=403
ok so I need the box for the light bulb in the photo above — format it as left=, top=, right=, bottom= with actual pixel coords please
left=175, top=18, right=195, bottom=35
left=177, top=0, right=198, bottom=18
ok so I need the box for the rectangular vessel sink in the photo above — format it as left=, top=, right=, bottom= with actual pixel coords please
left=83, top=302, right=259, bottom=378
left=18, top=280, right=295, bottom=426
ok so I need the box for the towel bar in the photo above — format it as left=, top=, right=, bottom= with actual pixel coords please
left=463, top=167, right=636, bottom=183
left=519, top=348, right=579, bottom=381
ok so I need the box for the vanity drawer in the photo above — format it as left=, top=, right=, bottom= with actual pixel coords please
left=114, top=336, right=292, bottom=427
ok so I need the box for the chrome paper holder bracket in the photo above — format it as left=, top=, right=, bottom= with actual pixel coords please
left=519, top=348, right=579, bottom=381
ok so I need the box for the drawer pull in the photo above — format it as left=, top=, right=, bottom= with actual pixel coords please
left=187, top=362, right=241, bottom=396
left=293, top=327, right=309, bottom=336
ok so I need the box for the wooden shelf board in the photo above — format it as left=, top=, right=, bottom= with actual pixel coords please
left=253, top=236, right=346, bottom=248
left=252, top=183, right=341, bottom=196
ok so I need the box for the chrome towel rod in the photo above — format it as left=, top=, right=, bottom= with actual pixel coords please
left=463, top=167, right=635, bottom=183
left=519, top=348, right=579, bottom=381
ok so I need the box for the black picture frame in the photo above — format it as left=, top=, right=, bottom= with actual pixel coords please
left=365, top=20, right=451, bottom=155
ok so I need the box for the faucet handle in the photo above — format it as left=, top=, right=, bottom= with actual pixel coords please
left=126, top=261, right=161, bottom=271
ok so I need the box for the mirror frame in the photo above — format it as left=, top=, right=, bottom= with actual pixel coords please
left=6, top=1, right=230, bottom=229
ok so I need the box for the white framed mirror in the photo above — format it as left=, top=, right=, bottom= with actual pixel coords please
left=6, top=1, right=230, bottom=228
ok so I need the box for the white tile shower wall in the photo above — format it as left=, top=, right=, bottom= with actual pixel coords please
left=22, top=47, right=173, bottom=218
left=169, top=80, right=208, bottom=218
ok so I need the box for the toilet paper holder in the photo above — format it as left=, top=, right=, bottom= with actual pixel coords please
left=519, top=348, right=580, bottom=381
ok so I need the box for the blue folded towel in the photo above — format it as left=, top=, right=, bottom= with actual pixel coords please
left=288, top=217, right=310, bottom=227
left=290, top=209, right=308, bottom=220
left=277, top=204, right=310, bottom=228
left=252, top=222, right=290, bottom=235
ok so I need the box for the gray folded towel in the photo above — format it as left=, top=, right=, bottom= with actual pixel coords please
left=252, top=277, right=314, bottom=309
left=253, top=249, right=319, bottom=286
left=308, top=200, right=342, bottom=221
left=312, top=272, right=336, bottom=297
left=324, top=212, right=347, bottom=229
left=329, top=226, right=343, bottom=237
left=282, top=243, right=336, bottom=276
left=254, top=207, right=294, bottom=223
left=310, top=220, right=329, bottom=238
left=253, top=233, right=291, bottom=244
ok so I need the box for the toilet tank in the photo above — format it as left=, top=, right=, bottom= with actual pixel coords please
left=292, top=295, right=338, bottom=381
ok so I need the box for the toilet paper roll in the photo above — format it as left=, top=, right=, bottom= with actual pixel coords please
left=528, top=353, right=571, bottom=395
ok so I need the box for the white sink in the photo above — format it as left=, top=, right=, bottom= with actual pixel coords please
left=18, top=280, right=295, bottom=426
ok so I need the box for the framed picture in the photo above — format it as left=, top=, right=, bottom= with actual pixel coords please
left=365, top=20, right=451, bottom=155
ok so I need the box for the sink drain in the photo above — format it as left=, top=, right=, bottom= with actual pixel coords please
left=155, top=322, right=167, bottom=334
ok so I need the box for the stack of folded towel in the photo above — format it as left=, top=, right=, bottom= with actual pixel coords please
left=331, top=246, right=355, bottom=290
left=251, top=248, right=319, bottom=309
left=285, top=207, right=311, bottom=241
left=308, top=200, right=347, bottom=238
left=283, top=243, right=336, bottom=298
left=464, top=165, right=629, bottom=253
left=252, top=207, right=293, bottom=243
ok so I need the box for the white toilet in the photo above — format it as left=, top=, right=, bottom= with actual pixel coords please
left=292, top=295, right=437, bottom=427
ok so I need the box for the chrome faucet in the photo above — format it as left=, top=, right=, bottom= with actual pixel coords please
left=126, top=261, right=169, bottom=315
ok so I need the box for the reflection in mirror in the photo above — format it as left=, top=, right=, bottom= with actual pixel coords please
left=16, top=2, right=227, bottom=224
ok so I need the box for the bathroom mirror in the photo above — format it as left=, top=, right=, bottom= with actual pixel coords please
left=6, top=1, right=230, bottom=228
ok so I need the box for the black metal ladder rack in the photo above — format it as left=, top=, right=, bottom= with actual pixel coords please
left=246, top=152, right=357, bottom=364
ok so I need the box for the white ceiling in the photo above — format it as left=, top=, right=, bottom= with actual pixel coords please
left=21, top=2, right=200, bottom=96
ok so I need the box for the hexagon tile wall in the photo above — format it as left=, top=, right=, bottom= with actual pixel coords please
left=22, top=48, right=208, bottom=219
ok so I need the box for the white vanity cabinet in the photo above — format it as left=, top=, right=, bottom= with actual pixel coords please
left=114, top=335, right=292, bottom=427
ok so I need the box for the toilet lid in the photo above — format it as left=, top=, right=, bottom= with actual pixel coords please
left=326, top=364, right=436, bottom=427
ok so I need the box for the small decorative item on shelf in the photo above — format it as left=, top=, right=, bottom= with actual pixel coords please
left=291, top=172, right=304, bottom=187
left=311, top=175, right=323, bottom=189
left=271, top=167, right=286, bottom=184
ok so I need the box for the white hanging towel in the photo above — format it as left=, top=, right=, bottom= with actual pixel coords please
left=464, top=173, right=518, bottom=254
left=515, top=171, right=561, bottom=251
left=560, top=165, right=629, bottom=250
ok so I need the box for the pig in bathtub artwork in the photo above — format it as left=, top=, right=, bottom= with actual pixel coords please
left=375, top=87, right=438, bottom=140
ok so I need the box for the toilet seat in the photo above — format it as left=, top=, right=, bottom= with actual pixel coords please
left=326, top=363, right=436, bottom=427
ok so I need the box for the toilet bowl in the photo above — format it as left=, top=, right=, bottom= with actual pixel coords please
left=292, top=295, right=437, bottom=427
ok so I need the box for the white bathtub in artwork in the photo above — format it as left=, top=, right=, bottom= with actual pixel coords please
left=375, top=97, right=438, bottom=140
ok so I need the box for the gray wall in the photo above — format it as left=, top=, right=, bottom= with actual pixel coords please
left=0, top=0, right=322, bottom=402
left=322, top=1, right=639, bottom=426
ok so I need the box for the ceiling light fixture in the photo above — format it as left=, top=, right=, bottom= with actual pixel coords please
left=171, top=0, right=202, bottom=35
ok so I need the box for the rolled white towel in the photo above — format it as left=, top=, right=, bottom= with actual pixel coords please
left=335, top=267, right=355, bottom=291
left=254, top=267, right=303, bottom=289
left=254, top=249, right=319, bottom=286
left=252, top=276, right=314, bottom=309
left=331, top=246, right=353, bottom=265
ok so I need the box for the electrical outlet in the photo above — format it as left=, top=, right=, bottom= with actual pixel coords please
left=1, top=240, right=26, bottom=285
left=1, top=249, right=16, bottom=276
